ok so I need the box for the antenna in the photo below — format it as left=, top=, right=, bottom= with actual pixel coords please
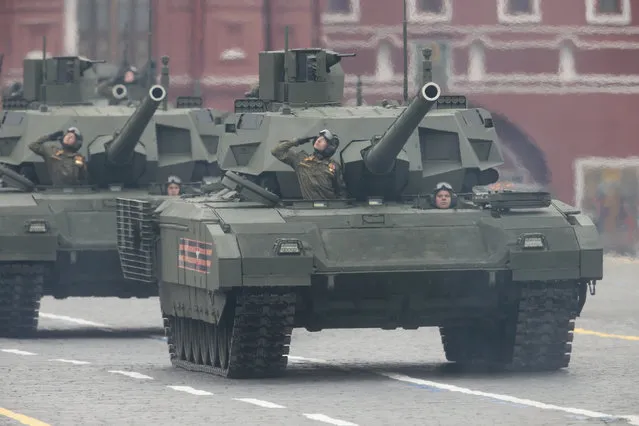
left=283, top=26, right=289, bottom=103
left=147, top=0, right=154, bottom=88
left=40, top=35, right=48, bottom=110
left=402, top=0, right=408, bottom=104
left=122, top=23, right=130, bottom=69
left=263, top=0, right=272, bottom=50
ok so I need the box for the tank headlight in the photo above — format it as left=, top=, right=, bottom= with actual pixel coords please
left=275, top=239, right=302, bottom=255
left=26, top=220, right=48, bottom=233
left=519, top=233, right=545, bottom=249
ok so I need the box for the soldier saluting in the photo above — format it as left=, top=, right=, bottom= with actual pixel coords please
left=271, top=129, right=347, bottom=200
left=28, top=127, right=88, bottom=186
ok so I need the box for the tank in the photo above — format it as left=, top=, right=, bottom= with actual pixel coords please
left=1, top=52, right=114, bottom=109
left=0, top=55, right=228, bottom=338
left=115, top=45, right=603, bottom=379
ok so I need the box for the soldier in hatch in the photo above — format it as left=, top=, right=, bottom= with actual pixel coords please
left=165, top=175, right=182, bottom=196
left=28, top=127, right=87, bottom=186
left=432, top=181, right=456, bottom=209
left=271, top=129, right=348, bottom=200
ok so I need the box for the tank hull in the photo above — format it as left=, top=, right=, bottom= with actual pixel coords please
left=116, top=196, right=602, bottom=378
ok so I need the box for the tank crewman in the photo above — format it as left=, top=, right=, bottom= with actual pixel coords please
left=166, top=175, right=182, bottom=196
left=97, top=65, right=139, bottom=104
left=244, top=84, right=259, bottom=98
left=432, top=181, right=456, bottom=209
left=271, top=129, right=348, bottom=200
left=28, top=127, right=87, bottom=186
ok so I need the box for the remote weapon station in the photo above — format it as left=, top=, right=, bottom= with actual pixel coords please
left=116, top=26, right=603, bottom=378
left=0, top=46, right=227, bottom=338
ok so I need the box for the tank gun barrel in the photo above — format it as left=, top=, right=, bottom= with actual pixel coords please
left=106, top=84, right=166, bottom=164
left=112, top=84, right=128, bottom=100
left=363, top=82, right=441, bottom=174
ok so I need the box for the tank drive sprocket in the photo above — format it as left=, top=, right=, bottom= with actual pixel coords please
left=439, top=280, right=578, bottom=371
left=0, top=263, right=49, bottom=337
left=163, top=288, right=296, bottom=379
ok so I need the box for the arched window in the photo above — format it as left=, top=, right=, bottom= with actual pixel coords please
left=77, top=0, right=151, bottom=67
left=376, top=41, right=394, bottom=82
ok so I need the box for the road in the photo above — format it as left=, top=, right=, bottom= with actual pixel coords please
left=1, top=256, right=638, bottom=426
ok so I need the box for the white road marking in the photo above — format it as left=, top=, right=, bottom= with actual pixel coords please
left=288, top=355, right=332, bottom=364
left=1, top=349, right=36, bottom=356
left=39, top=313, right=112, bottom=330
left=288, top=355, right=351, bottom=371
left=108, top=370, right=154, bottom=380
left=303, top=413, right=358, bottom=425
left=379, top=372, right=639, bottom=425
left=291, top=355, right=639, bottom=426
left=233, top=398, right=285, bottom=409
left=167, top=386, right=213, bottom=396
left=49, top=358, right=91, bottom=365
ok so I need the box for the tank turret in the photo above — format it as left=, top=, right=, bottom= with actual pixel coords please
left=87, top=84, right=166, bottom=186
left=235, top=48, right=355, bottom=113
left=216, top=46, right=502, bottom=202
left=3, top=54, right=106, bottom=110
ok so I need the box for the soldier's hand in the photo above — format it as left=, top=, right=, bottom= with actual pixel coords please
left=48, top=131, right=64, bottom=140
left=295, top=136, right=314, bottom=145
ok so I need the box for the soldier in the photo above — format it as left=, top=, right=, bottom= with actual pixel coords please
left=244, top=84, right=259, bottom=98
left=28, top=127, right=87, bottom=186
left=166, top=175, right=182, bottom=196
left=271, top=129, right=347, bottom=200
left=432, top=181, right=456, bottom=209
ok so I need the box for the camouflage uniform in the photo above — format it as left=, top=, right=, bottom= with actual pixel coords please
left=271, top=138, right=347, bottom=200
left=28, top=133, right=87, bottom=186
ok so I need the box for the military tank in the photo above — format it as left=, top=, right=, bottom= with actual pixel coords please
left=0, top=54, right=227, bottom=338
left=115, top=45, right=603, bottom=378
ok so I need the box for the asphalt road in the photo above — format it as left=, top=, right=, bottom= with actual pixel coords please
left=1, top=255, right=638, bottom=426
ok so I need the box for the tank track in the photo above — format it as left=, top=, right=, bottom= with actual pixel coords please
left=440, top=280, right=578, bottom=371
left=0, top=263, right=47, bottom=338
left=163, top=288, right=296, bottom=379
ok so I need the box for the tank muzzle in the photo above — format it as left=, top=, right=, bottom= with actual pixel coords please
left=420, top=82, right=441, bottom=102
left=149, top=85, right=167, bottom=102
left=112, top=84, right=127, bottom=100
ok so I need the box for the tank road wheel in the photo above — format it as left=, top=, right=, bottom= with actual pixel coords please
left=439, top=281, right=578, bottom=372
left=164, top=316, right=177, bottom=360
left=167, top=289, right=297, bottom=379
left=174, top=317, right=186, bottom=360
left=0, top=263, right=48, bottom=338
left=207, top=323, right=219, bottom=367
left=198, top=321, right=211, bottom=365
left=217, top=317, right=231, bottom=370
left=183, top=318, right=195, bottom=362
left=439, top=324, right=508, bottom=364
left=192, top=321, right=204, bottom=364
